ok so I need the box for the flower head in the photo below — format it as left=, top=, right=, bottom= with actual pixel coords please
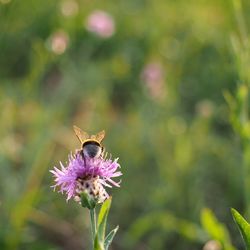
left=51, top=153, right=122, bottom=203
left=85, top=10, right=115, bottom=38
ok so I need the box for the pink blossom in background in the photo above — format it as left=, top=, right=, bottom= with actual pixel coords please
left=61, top=0, right=78, bottom=17
left=141, top=62, right=166, bottom=101
left=48, top=30, right=69, bottom=55
left=195, top=99, right=214, bottom=118
left=85, top=10, right=115, bottom=38
left=203, top=240, right=222, bottom=250
left=141, top=63, right=164, bottom=85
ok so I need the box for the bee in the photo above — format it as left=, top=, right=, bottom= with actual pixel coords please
left=73, top=125, right=105, bottom=159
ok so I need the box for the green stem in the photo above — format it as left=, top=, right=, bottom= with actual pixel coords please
left=90, top=208, right=97, bottom=247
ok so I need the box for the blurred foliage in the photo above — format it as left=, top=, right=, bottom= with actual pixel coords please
left=201, top=208, right=235, bottom=250
left=0, top=0, right=250, bottom=249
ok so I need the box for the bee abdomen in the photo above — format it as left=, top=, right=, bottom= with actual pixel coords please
left=83, top=142, right=102, bottom=158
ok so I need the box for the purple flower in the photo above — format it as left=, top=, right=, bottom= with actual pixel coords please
left=85, top=10, right=115, bottom=38
left=51, top=153, right=122, bottom=203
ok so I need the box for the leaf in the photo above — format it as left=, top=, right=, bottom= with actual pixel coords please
left=104, top=226, right=119, bottom=250
left=97, top=198, right=112, bottom=243
left=231, top=208, right=250, bottom=250
left=94, top=233, right=104, bottom=250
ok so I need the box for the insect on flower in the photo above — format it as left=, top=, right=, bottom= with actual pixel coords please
left=73, top=125, right=105, bottom=159
left=51, top=126, right=122, bottom=205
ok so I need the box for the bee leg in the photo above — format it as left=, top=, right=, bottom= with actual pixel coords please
left=101, top=148, right=107, bottom=159
left=76, top=149, right=86, bottom=165
left=81, top=152, right=87, bottom=166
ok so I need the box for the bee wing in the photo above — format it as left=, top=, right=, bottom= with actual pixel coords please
left=73, top=125, right=89, bottom=144
left=94, top=130, right=105, bottom=143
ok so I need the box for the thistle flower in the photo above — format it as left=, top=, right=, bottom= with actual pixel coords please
left=51, top=153, right=122, bottom=204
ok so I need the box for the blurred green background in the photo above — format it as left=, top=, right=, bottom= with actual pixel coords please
left=1, top=0, right=250, bottom=249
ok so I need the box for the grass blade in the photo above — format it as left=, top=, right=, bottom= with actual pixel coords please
left=231, top=208, right=250, bottom=250
left=104, top=226, right=119, bottom=250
